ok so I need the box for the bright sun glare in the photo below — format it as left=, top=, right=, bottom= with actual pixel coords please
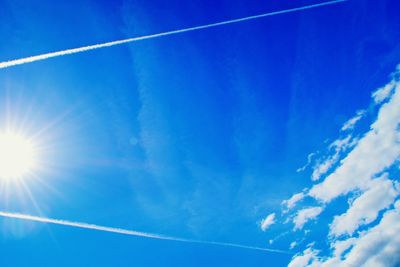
left=0, top=132, right=37, bottom=180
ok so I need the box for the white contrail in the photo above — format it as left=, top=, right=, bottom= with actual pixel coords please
left=0, top=211, right=291, bottom=254
left=0, top=0, right=346, bottom=69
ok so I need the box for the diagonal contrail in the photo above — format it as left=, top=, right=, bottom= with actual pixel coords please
left=0, top=211, right=291, bottom=254
left=0, top=0, right=347, bottom=69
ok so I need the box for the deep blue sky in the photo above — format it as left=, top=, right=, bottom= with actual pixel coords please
left=0, top=0, right=399, bottom=266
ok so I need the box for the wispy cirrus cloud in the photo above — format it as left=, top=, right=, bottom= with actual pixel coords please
left=296, top=153, right=316, bottom=173
left=341, top=110, right=365, bottom=132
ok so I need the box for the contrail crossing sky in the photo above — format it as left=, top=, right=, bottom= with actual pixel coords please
left=0, top=211, right=292, bottom=254
left=0, top=0, right=347, bottom=69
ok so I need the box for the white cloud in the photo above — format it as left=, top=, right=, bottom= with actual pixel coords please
left=341, top=110, right=365, bottom=131
left=283, top=192, right=306, bottom=210
left=293, top=207, right=323, bottom=230
left=309, top=82, right=400, bottom=202
left=288, top=248, right=319, bottom=267
left=330, top=176, right=399, bottom=237
left=372, top=80, right=396, bottom=104
left=290, top=241, right=298, bottom=249
left=311, top=135, right=356, bottom=181
left=260, top=213, right=276, bottom=231
left=305, top=201, right=400, bottom=267
left=297, top=153, right=316, bottom=172
left=328, top=135, right=355, bottom=151
left=331, top=237, right=356, bottom=258
left=284, top=66, right=400, bottom=267
left=341, top=200, right=400, bottom=267
left=311, top=154, right=339, bottom=181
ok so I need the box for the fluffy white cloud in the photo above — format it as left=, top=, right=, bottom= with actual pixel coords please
left=311, top=135, right=356, bottom=181
left=293, top=207, right=323, bottom=230
left=283, top=192, right=306, bottom=210
left=309, top=82, right=400, bottom=202
left=311, top=154, right=339, bottom=181
left=284, top=66, right=400, bottom=267
left=288, top=248, right=318, bottom=267
left=330, top=176, right=399, bottom=237
left=304, top=201, right=400, bottom=267
left=260, top=213, right=275, bottom=231
left=251, top=66, right=400, bottom=267
left=331, top=237, right=356, bottom=258
left=340, top=201, right=400, bottom=267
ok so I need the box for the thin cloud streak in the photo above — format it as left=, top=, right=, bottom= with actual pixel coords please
left=0, top=211, right=291, bottom=254
left=0, top=0, right=347, bottom=69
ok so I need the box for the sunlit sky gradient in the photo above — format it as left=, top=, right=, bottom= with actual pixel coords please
left=0, top=0, right=399, bottom=266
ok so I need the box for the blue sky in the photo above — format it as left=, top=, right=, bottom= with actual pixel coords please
left=0, top=0, right=400, bottom=266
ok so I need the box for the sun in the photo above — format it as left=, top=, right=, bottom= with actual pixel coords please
left=0, top=132, right=38, bottom=181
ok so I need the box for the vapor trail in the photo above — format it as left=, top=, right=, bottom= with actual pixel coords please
left=0, top=211, right=291, bottom=254
left=0, top=0, right=346, bottom=69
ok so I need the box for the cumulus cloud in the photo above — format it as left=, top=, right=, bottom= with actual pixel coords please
left=260, top=213, right=276, bottom=231
left=311, top=135, right=357, bottom=181
left=309, top=80, right=400, bottom=202
left=311, top=155, right=339, bottom=181
left=283, top=192, right=306, bottom=210
left=299, top=201, right=400, bottom=267
left=331, top=237, right=356, bottom=258
left=281, top=65, right=400, bottom=267
left=341, top=201, right=400, bottom=267
left=288, top=248, right=318, bottom=267
left=330, top=175, right=399, bottom=237
left=293, top=207, right=323, bottom=230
